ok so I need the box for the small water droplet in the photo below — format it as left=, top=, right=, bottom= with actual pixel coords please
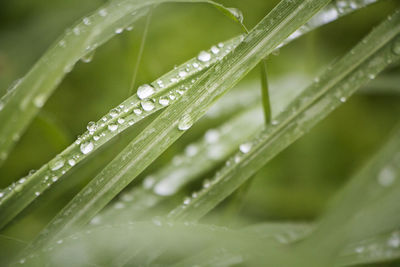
left=73, top=27, right=80, bottom=36
left=117, top=118, right=125, bottom=124
left=141, top=100, right=155, bottom=111
left=137, top=84, right=155, bottom=99
left=392, top=36, right=400, bottom=55
left=81, top=50, right=95, bottom=63
left=33, top=94, right=46, bottom=108
left=185, top=144, right=198, bottom=157
left=183, top=197, right=191, bottom=205
left=211, top=46, right=220, bottom=54
left=115, top=28, right=123, bottom=34
left=340, top=97, right=347, bottom=103
left=178, top=114, right=193, bottom=131
left=109, top=108, right=119, bottom=118
left=192, top=62, right=199, bottom=68
left=204, top=129, right=219, bottom=143
left=80, top=142, right=94, bottom=154
left=35, top=192, right=40, bottom=196
left=99, top=9, right=107, bottom=17
left=134, top=108, right=143, bottom=115
left=87, top=121, right=97, bottom=132
left=179, top=70, right=188, bottom=78
left=83, top=17, right=91, bottom=25
left=108, top=124, right=118, bottom=132
left=159, top=97, right=169, bottom=106
left=198, top=51, right=211, bottom=62
left=271, top=120, right=279, bottom=125
left=68, top=159, right=76, bottom=166
left=239, top=143, right=252, bottom=154
left=378, top=166, right=396, bottom=187
left=49, top=158, right=65, bottom=171
left=227, top=7, right=244, bottom=23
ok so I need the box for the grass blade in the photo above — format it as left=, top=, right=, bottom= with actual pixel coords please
left=260, top=60, right=272, bottom=124
left=0, top=35, right=243, bottom=230
left=25, top=0, right=331, bottom=251
left=167, top=9, right=400, bottom=222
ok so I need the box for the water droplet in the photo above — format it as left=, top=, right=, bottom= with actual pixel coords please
left=93, top=135, right=100, bottom=141
left=271, top=120, right=279, bottom=125
left=137, top=84, right=155, bottom=99
left=81, top=50, right=95, bottom=63
left=80, top=142, right=94, bottom=154
left=239, top=143, right=252, bottom=154
left=178, top=114, right=193, bottom=131
left=115, top=28, right=123, bottom=34
left=211, top=46, right=220, bottom=54
left=134, top=108, right=143, bottom=115
left=143, top=176, right=156, bottom=189
left=35, top=192, right=40, bottom=196
left=117, top=118, right=125, bottom=124
left=73, top=27, right=80, bottom=36
left=99, top=9, right=107, bottom=17
left=392, top=36, right=400, bottom=55
left=68, top=159, right=76, bottom=166
left=227, top=7, right=244, bottom=23
left=179, top=70, right=188, bottom=78
left=340, top=97, right=347, bottom=103
left=378, top=166, right=396, bottom=187
left=183, top=197, right=191, bottom=205
left=108, top=124, right=118, bottom=132
left=185, top=144, right=198, bottom=157
left=388, top=232, right=400, bottom=248
left=141, top=100, right=155, bottom=111
left=159, top=97, right=169, bottom=106
left=109, top=108, right=119, bottom=118
left=192, top=62, right=199, bottom=68
left=126, top=26, right=134, bottom=31
left=198, top=51, right=211, bottom=62
left=204, top=129, right=219, bottom=143
left=33, top=94, right=46, bottom=108
left=49, top=158, right=65, bottom=171
left=87, top=121, right=97, bottom=132
left=83, top=17, right=91, bottom=25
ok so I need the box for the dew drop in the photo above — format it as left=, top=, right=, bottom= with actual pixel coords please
left=134, top=108, right=143, bottom=115
left=115, top=28, right=123, bottom=34
left=227, top=7, right=244, bottom=23
left=192, top=62, right=199, bottom=68
left=392, top=36, right=400, bottom=55
left=33, top=94, right=46, bottom=108
left=80, top=142, right=94, bottom=154
left=204, top=129, right=219, bottom=143
left=141, top=100, right=155, bottom=111
left=35, top=192, right=40, bottom=196
left=68, top=159, right=76, bottom=166
left=185, top=144, right=198, bottom=157
left=197, top=51, right=211, bottom=62
left=137, top=84, right=155, bottom=99
left=179, top=70, right=188, bottom=78
left=108, top=124, right=118, bottom=132
left=340, top=97, right=347, bottom=103
left=178, top=114, right=193, bottom=131
left=117, top=118, right=125, bottom=124
left=377, top=166, right=396, bottom=187
left=211, top=46, right=220, bottom=54
left=183, top=197, right=191, bottom=205
left=73, top=27, right=80, bottom=36
left=239, top=143, right=252, bottom=154
left=49, top=158, right=65, bottom=171
left=271, top=120, right=279, bottom=125
left=159, top=97, right=169, bottom=106
left=99, top=9, right=107, bottom=17
left=83, top=17, right=91, bottom=25
left=109, top=108, right=119, bottom=118
left=87, top=121, right=97, bottom=132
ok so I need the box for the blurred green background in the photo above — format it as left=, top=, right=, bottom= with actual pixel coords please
left=1, top=0, right=400, bottom=263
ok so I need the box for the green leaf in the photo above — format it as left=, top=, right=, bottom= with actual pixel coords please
left=25, top=0, right=331, bottom=252
left=167, top=8, right=400, bottom=222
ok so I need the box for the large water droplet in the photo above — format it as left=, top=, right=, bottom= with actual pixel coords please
left=197, top=51, right=211, bottom=62
left=141, top=100, right=155, bottom=111
left=137, top=84, right=155, bottom=99
left=178, top=114, right=193, bottom=131
left=80, top=142, right=94, bottom=154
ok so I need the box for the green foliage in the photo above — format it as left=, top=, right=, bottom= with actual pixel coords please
left=1, top=0, right=400, bottom=266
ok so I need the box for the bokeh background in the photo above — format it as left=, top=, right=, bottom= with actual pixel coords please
left=1, top=0, right=400, bottom=264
